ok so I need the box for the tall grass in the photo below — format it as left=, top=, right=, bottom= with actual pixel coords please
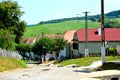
left=0, top=57, right=27, bottom=72
left=24, top=20, right=100, bottom=37
left=0, top=48, right=27, bottom=72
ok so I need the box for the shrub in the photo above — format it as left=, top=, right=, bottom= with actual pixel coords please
left=109, top=47, right=117, bottom=56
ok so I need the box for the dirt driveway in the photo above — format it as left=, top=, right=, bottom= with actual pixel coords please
left=0, top=64, right=120, bottom=80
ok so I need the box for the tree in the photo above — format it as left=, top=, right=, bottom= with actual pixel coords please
left=0, top=0, right=26, bottom=43
left=54, top=36, right=67, bottom=59
left=32, top=37, right=55, bottom=61
left=0, top=29, right=16, bottom=50
left=104, top=19, right=120, bottom=28
left=16, top=43, right=32, bottom=60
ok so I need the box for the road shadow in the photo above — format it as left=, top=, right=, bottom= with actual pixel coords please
left=73, top=70, right=91, bottom=73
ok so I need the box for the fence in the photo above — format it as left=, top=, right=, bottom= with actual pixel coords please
left=0, top=48, right=22, bottom=59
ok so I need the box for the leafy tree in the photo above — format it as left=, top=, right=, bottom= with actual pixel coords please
left=0, top=0, right=26, bottom=43
left=0, top=29, right=16, bottom=50
left=16, top=43, right=32, bottom=60
left=32, top=37, right=55, bottom=61
left=33, top=37, right=55, bottom=54
left=104, top=19, right=120, bottom=28
left=54, top=36, right=67, bottom=59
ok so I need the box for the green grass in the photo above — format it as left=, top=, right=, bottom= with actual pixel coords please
left=0, top=57, right=27, bottom=72
left=59, top=56, right=120, bottom=67
left=24, top=20, right=100, bottom=37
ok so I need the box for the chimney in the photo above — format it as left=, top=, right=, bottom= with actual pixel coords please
left=98, top=28, right=101, bottom=36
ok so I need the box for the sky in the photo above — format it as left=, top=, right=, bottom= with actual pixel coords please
left=12, top=0, right=120, bottom=25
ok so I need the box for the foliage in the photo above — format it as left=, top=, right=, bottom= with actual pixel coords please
left=24, top=20, right=99, bottom=37
left=104, top=19, right=120, bottom=28
left=0, top=29, right=16, bottom=50
left=37, top=10, right=120, bottom=24
left=0, top=57, right=27, bottom=72
left=32, top=37, right=55, bottom=56
left=16, top=43, right=32, bottom=60
left=59, top=56, right=120, bottom=67
left=54, top=36, right=67, bottom=58
left=109, top=47, right=117, bottom=56
left=32, top=36, right=67, bottom=60
left=105, top=10, right=120, bottom=18
left=16, top=43, right=32, bottom=53
left=0, top=0, right=26, bottom=43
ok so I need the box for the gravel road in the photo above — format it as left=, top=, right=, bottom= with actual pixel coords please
left=0, top=64, right=120, bottom=80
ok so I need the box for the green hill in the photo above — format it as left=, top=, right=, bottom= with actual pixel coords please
left=35, top=10, right=120, bottom=25
left=24, top=20, right=100, bottom=38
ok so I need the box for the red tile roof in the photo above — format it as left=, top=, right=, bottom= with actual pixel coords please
left=75, top=28, right=120, bottom=42
left=105, top=28, right=120, bottom=41
left=22, top=34, right=63, bottom=45
left=22, top=37, right=36, bottom=45
left=63, top=30, right=76, bottom=43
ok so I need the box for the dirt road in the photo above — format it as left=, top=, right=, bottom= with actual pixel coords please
left=0, top=64, right=80, bottom=80
left=0, top=64, right=120, bottom=80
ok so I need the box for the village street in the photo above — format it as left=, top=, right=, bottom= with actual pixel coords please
left=0, top=64, right=120, bottom=80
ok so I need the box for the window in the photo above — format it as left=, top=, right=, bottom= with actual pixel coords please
left=73, top=43, right=78, bottom=49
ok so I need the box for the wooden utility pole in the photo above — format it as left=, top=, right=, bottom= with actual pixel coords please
left=83, top=11, right=90, bottom=57
left=101, top=0, right=106, bottom=63
left=42, top=32, right=45, bottom=62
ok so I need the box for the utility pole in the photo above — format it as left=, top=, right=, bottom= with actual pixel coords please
left=83, top=11, right=90, bottom=57
left=42, top=32, right=45, bottom=62
left=101, top=0, right=106, bottom=64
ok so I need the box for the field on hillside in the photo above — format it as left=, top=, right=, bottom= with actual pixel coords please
left=24, top=20, right=100, bottom=37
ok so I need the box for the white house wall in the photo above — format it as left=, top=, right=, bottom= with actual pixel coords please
left=108, top=41, right=120, bottom=47
left=73, top=41, right=120, bottom=57
left=79, top=42, right=101, bottom=54
left=59, top=47, right=67, bottom=60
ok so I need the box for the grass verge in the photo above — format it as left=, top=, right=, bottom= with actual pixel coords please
left=0, top=57, right=27, bottom=72
left=59, top=56, right=120, bottom=67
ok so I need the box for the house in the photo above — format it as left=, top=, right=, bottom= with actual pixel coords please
left=72, top=28, right=120, bottom=58
left=21, top=37, right=37, bottom=60
left=62, top=30, right=76, bottom=59
left=22, top=34, right=64, bottom=60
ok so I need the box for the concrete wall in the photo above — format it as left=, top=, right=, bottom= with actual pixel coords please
left=79, top=42, right=101, bottom=54
left=73, top=41, right=120, bottom=57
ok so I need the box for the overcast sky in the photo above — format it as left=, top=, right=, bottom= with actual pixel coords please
left=13, top=0, right=120, bottom=25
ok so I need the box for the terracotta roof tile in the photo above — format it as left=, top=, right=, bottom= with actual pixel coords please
left=63, top=30, right=76, bottom=43
left=75, top=28, right=120, bottom=42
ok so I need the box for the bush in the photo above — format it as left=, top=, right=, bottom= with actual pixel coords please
left=0, top=29, right=16, bottom=50
left=109, top=47, right=117, bottom=56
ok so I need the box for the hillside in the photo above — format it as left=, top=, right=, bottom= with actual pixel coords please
left=24, top=10, right=120, bottom=38
left=36, top=10, right=120, bottom=25
left=24, top=20, right=100, bottom=37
